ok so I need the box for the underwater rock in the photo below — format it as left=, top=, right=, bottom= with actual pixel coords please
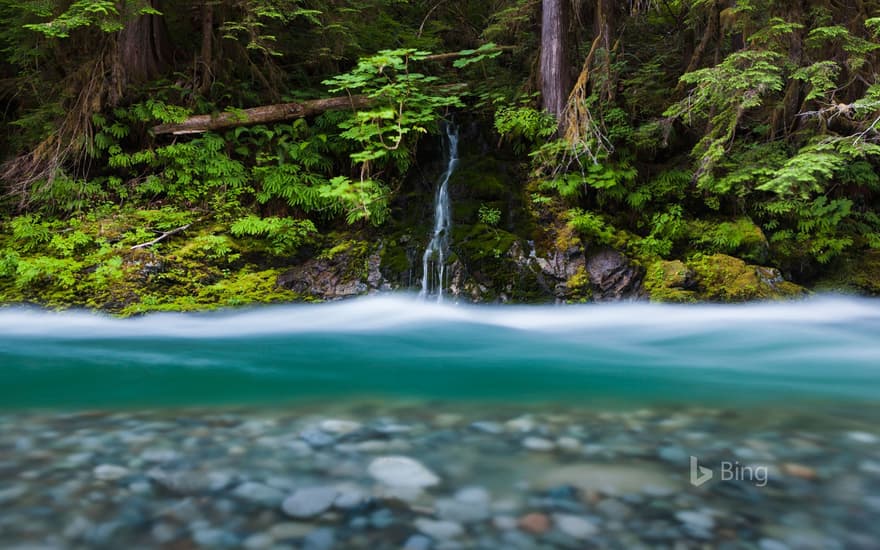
left=553, top=514, right=599, bottom=539
left=281, top=487, right=337, bottom=518
left=368, top=456, right=440, bottom=489
left=413, top=518, right=464, bottom=539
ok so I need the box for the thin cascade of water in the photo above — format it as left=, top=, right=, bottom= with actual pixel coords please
left=419, top=122, right=458, bottom=301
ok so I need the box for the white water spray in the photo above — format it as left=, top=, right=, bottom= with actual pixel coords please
left=420, top=122, right=458, bottom=301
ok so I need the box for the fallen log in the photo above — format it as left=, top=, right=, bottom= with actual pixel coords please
left=152, top=95, right=370, bottom=136
left=152, top=46, right=513, bottom=136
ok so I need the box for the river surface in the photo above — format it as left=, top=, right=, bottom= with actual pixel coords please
left=0, top=296, right=878, bottom=548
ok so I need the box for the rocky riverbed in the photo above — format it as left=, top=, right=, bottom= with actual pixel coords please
left=1, top=402, right=878, bottom=549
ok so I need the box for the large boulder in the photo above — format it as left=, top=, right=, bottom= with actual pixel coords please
left=277, top=243, right=386, bottom=300
left=585, top=249, right=645, bottom=301
left=689, top=253, right=806, bottom=301
left=644, top=260, right=698, bottom=303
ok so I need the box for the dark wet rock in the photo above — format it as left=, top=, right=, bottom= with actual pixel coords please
left=585, top=249, right=645, bottom=301
left=277, top=250, right=386, bottom=300
left=536, top=246, right=585, bottom=282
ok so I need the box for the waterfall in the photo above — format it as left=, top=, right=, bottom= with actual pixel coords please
left=419, top=122, right=458, bottom=301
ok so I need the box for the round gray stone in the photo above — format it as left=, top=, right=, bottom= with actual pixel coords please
left=553, top=514, right=599, bottom=539
left=414, top=518, right=464, bottom=539
left=231, top=482, right=286, bottom=507
left=368, top=456, right=439, bottom=489
left=281, top=487, right=337, bottom=518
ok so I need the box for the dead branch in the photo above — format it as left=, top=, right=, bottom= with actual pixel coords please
left=130, top=223, right=192, bottom=250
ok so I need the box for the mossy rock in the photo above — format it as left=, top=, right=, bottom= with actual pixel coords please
left=689, top=253, right=806, bottom=302
left=564, top=266, right=593, bottom=303
left=814, top=250, right=880, bottom=295
left=644, top=260, right=697, bottom=303
left=450, top=155, right=512, bottom=200
left=379, top=238, right=414, bottom=283
left=453, top=224, right=518, bottom=263
left=449, top=224, right=547, bottom=302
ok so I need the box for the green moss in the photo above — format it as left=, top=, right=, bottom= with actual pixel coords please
left=644, top=260, right=697, bottom=303
left=379, top=236, right=413, bottom=277
left=451, top=223, right=546, bottom=302
left=564, top=266, right=593, bottom=302
left=450, top=156, right=511, bottom=200
left=814, top=250, right=880, bottom=295
left=455, top=224, right=517, bottom=261
left=121, top=269, right=303, bottom=315
left=689, top=253, right=806, bottom=302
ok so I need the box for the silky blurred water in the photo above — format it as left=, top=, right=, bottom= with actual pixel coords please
left=1, top=295, right=879, bottom=410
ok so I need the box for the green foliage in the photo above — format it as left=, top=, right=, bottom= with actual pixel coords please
left=324, top=48, right=463, bottom=168
left=666, top=50, right=785, bottom=187
left=566, top=209, right=614, bottom=245
left=219, top=0, right=321, bottom=57
left=538, top=162, right=637, bottom=201
left=494, top=106, right=557, bottom=154
left=452, top=43, right=503, bottom=68
left=478, top=204, right=501, bottom=227
left=9, top=215, right=52, bottom=252
left=638, top=205, right=685, bottom=257
left=762, top=196, right=855, bottom=264
left=229, top=215, right=316, bottom=256
left=22, top=0, right=160, bottom=38
left=4, top=0, right=880, bottom=310
left=626, top=170, right=689, bottom=209
left=757, top=143, right=844, bottom=198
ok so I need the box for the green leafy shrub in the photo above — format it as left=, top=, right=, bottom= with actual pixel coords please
left=478, top=204, right=501, bottom=227
left=230, top=215, right=316, bottom=256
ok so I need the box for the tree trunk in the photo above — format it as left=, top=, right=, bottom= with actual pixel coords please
left=111, top=0, right=171, bottom=103
left=152, top=95, right=371, bottom=135
left=199, top=0, right=214, bottom=94
left=540, top=0, right=567, bottom=121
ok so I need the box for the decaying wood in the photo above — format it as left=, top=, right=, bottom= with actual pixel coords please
left=152, top=96, right=371, bottom=135
left=151, top=47, right=510, bottom=136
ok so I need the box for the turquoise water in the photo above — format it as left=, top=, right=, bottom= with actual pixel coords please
left=2, top=295, right=880, bottom=410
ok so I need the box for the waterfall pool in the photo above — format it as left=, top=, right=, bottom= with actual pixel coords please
left=0, top=296, right=878, bottom=548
